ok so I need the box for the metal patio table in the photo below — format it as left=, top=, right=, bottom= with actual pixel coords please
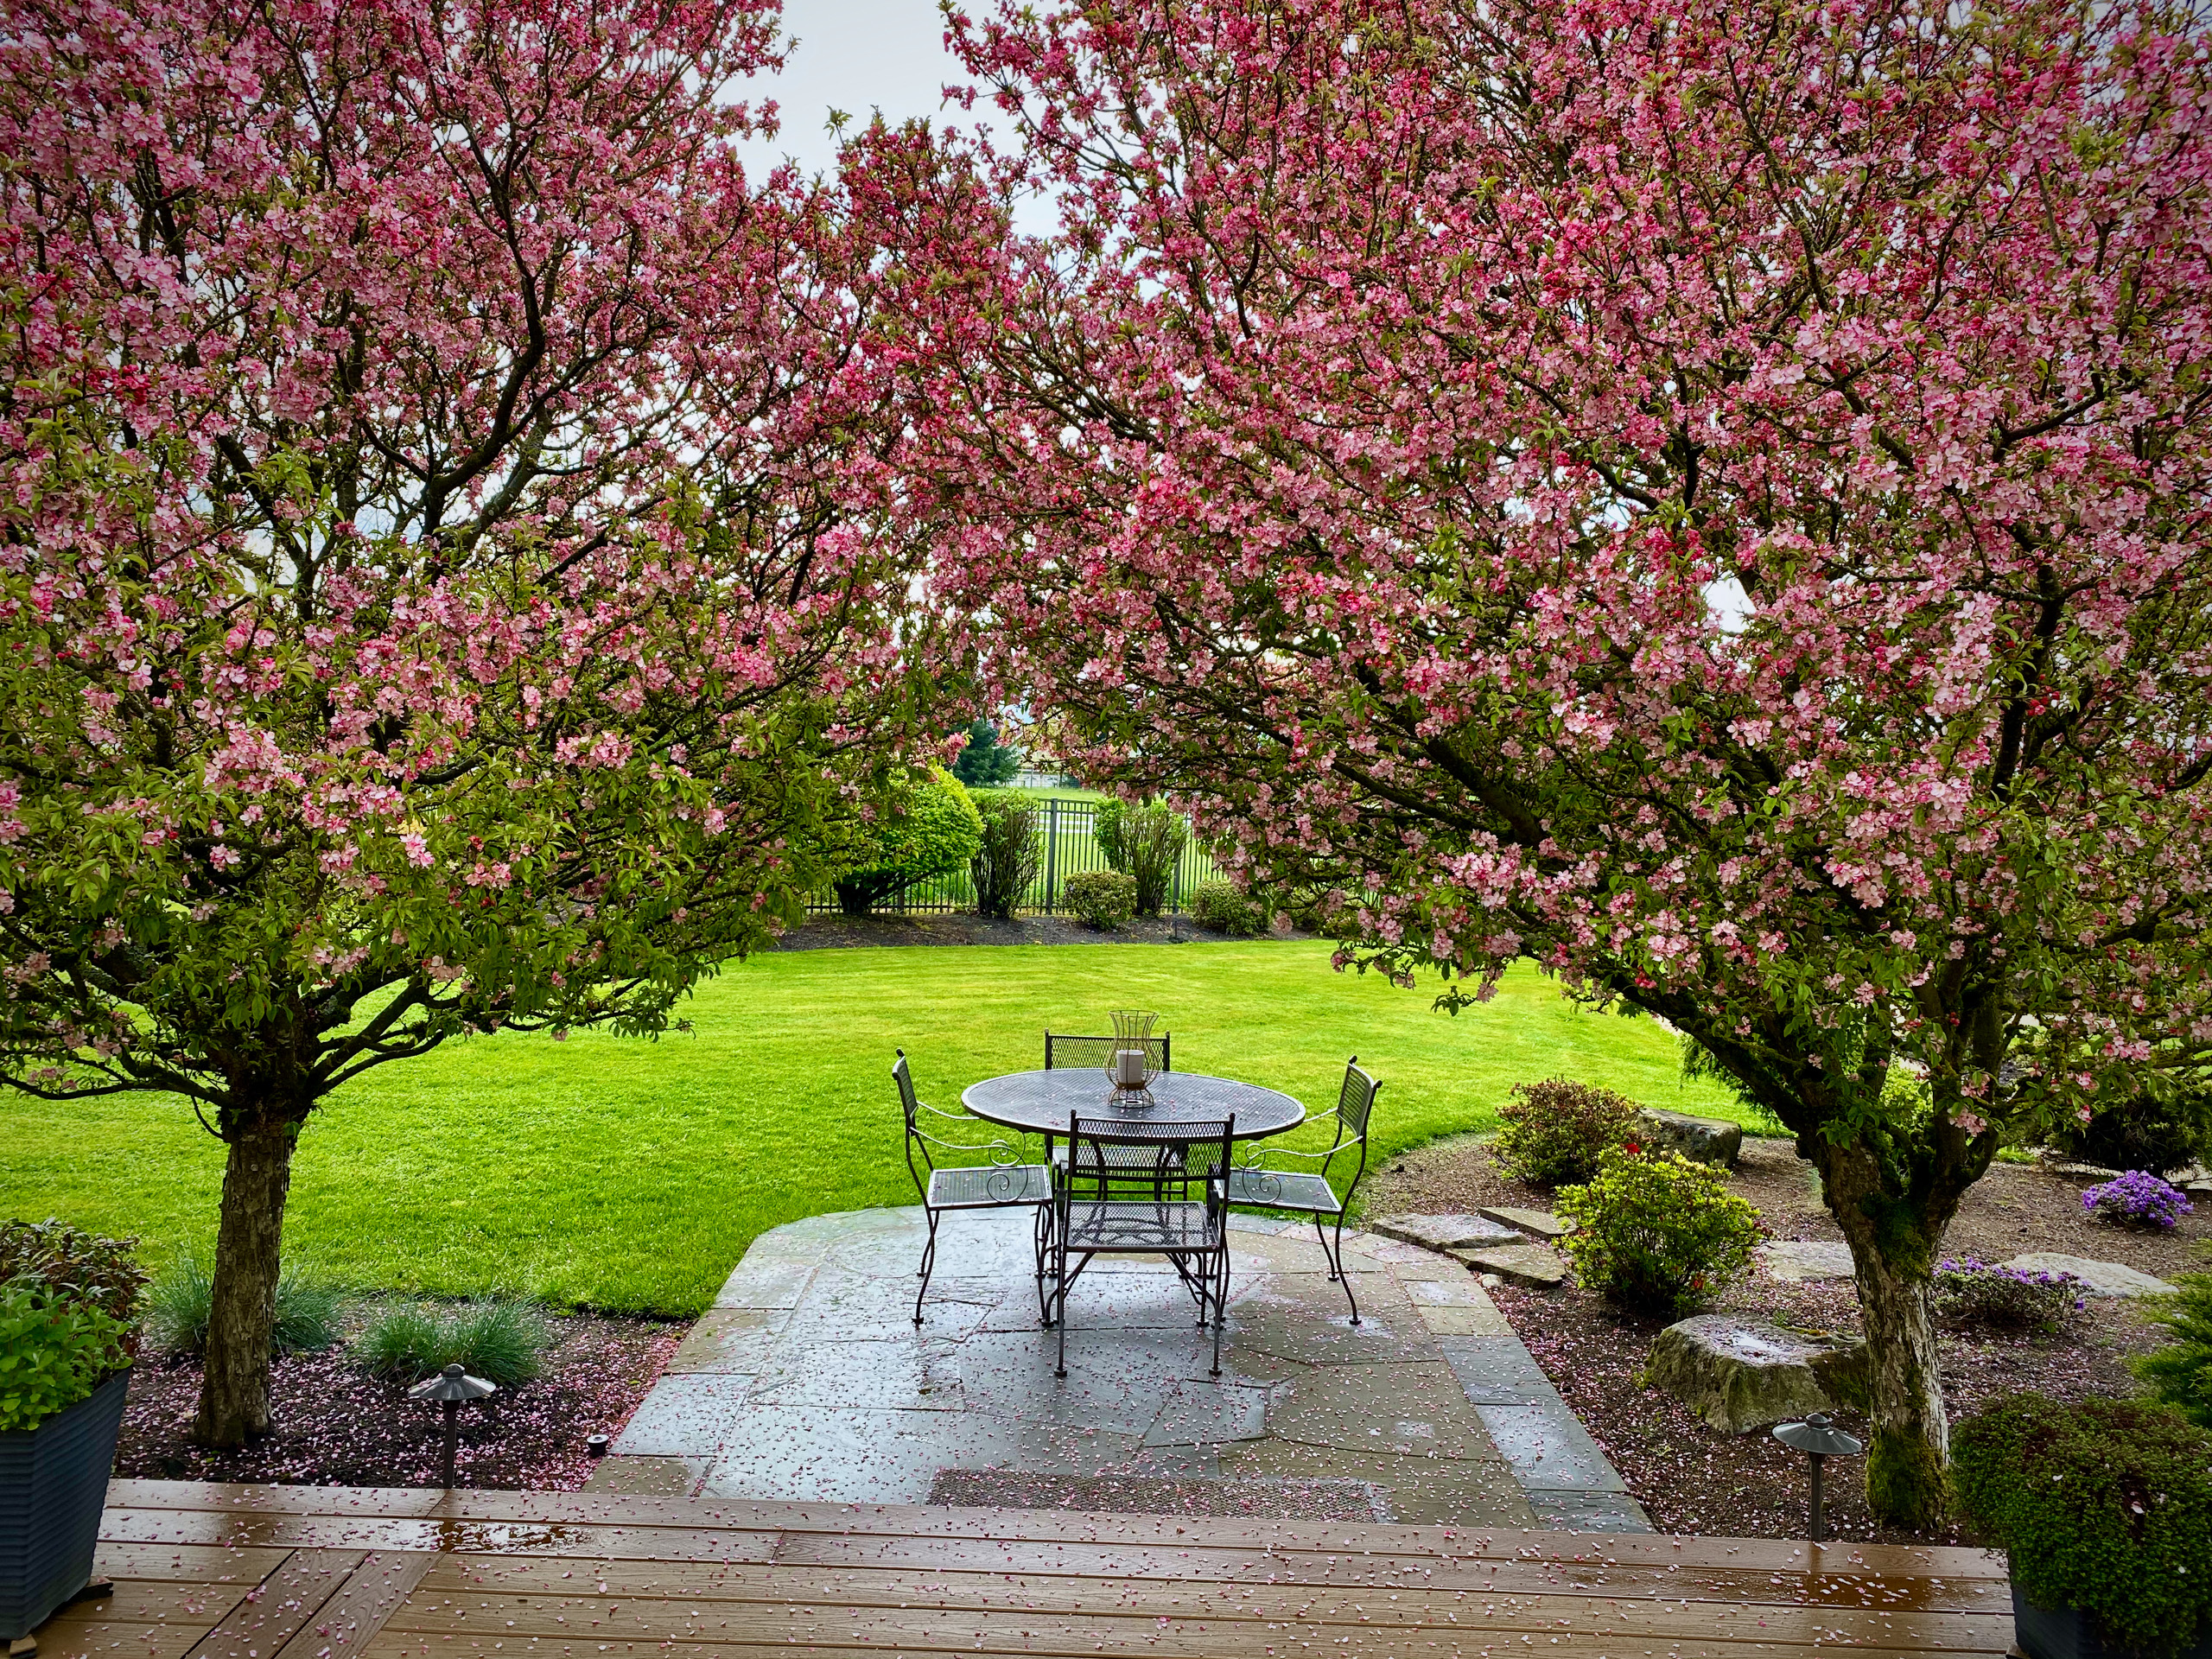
left=962, top=1069, right=1306, bottom=1326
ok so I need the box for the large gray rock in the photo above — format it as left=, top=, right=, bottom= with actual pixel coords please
left=1999, top=1253, right=2176, bottom=1298
left=1371, top=1212, right=1522, bottom=1252
left=1756, top=1240, right=1857, bottom=1284
left=1646, top=1316, right=1868, bottom=1434
left=1478, top=1205, right=1576, bottom=1242
left=1635, top=1109, right=1744, bottom=1169
left=1452, top=1243, right=1567, bottom=1290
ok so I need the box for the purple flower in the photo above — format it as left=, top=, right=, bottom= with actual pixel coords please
left=2082, top=1170, right=2194, bottom=1230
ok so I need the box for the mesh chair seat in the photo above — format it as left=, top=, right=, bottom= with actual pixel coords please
left=928, top=1163, right=1054, bottom=1210
left=1224, top=1166, right=1343, bottom=1215
left=1062, top=1198, right=1222, bottom=1253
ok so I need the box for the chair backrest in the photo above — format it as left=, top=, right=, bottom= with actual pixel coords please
left=1337, top=1058, right=1380, bottom=1143
left=1045, top=1031, right=1172, bottom=1073
left=893, top=1048, right=920, bottom=1131
left=1069, top=1112, right=1233, bottom=1196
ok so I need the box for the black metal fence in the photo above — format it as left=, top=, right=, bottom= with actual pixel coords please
left=804, top=798, right=1225, bottom=916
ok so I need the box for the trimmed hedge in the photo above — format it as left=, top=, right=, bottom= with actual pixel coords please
left=1191, top=880, right=1265, bottom=936
left=1064, top=869, right=1136, bottom=929
left=1954, top=1392, right=2212, bottom=1655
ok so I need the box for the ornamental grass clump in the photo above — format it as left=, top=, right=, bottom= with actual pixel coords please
left=1933, top=1257, right=2085, bottom=1336
left=1555, top=1146, right=1764, bottom=1315
left=353, top=1298, right=549, bottom=1389
left=145, top=1255, right=346, bottom=1357
left=1954, top=1393, right=2212, bottom=1656
left=2084, top=1170, right=2196, bottom=1230
left=1492, top=1078, right=1642, bottom=1186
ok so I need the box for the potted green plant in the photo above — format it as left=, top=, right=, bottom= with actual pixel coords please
left=0, top=1220, right=143, bottom=1645
left=1954, top=1393, right=2212, bottom=1659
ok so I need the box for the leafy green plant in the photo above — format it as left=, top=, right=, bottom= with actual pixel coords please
left=2135, top=1246, right=2212, bottom=1431
left=2056, top=1091, right=2209, bottom=1177
left=0, top=1278, right=134, bottom=1432
left=1492, top=1077, right=1642, bottom=1185
left=353, top=1298, right=548, bottom=1389
left=1191, top=880, right=1265, bottom=936
left=146, top=1255, right=346, bottom=1357
left=831, top=768, right=984, bottom=916
left=969, top=791, right=1042, bottom=919
left=1063, top=869, right=1136, bottom=929
left=1556, top=1147, right=1764, bottom=1313
left=1954, top=1393, right=2212, bottom=1656
left=0, top=1218, right=145, bottom=1328
left=1093, top=800, right=1189, bottom=915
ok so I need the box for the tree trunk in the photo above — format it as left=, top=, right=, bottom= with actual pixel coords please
left=194, top=1119, right=299, bottom=1447
left=1850, top=1240, right=1948, bottom=1529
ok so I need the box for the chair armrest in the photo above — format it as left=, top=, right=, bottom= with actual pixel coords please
left=912, top=1127, right=1025, bottom=1165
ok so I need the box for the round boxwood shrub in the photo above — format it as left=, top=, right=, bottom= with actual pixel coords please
left=1555, top=1146, right=1763, bottom=1314
left=1492, top=1077, right=1642, bottom=1185
left=1191, top=880, right=1265, bottom=936
left=1064, top=869, right=1136, bottom=929
left=1954, top=1392, right=2212, bottom=1656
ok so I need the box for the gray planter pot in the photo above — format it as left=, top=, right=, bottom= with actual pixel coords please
left=2014, top=1584, right=2212, bottom=1659
left=0, top=1366, right=131, bottom=1642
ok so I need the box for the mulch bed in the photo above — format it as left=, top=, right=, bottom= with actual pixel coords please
left=1365, top=1135, right=2209, bottom=1545
left=114, top=1312, right=681, bottom=1490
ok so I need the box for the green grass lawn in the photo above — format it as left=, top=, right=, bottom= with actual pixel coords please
left=0, top=942, right=1739, bottom=1316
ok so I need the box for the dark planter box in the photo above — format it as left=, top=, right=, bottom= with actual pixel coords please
left=2014, top=1584, right=2212, bottom=1659
left=0, top=1366, right=131, bottom=1642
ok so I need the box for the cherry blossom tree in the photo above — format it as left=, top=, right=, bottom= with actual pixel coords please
left=0, top=0, right=938, bottom=1444
left=885, top=0, right=2212, bottom=1524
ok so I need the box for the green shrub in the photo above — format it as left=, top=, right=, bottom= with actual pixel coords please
left=0, top=1277, right=134, bottom=1432
left=831, top=768, right=984, bottom=916
left=0, top=1218, right=146, bottom=1328
left=2134, top=1246, right=2212, bottom=1430
left=1191, top=880, right=1265, bottom=936
left=1064, top=869, right=1136, bottom=929
left=146, top=1255, right=346, bottom=1356
left=2057, top=1092, right=2209, bottom=1176
left=353, top=1298, right=548, bottom=1389
left=1556, top=1147, right=1764, bottom=1313
left=1954, top=1393, right=2212, bottom=1655
left=950, top=716, right=1020, bottom=788
left=1492, top=1077, right=1642, bottom=1185
left=1094, top=800, right=1189, bottom=915
left=969, top=791, right=1042, bottom=919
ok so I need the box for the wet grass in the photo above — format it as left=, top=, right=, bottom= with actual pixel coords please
left=1, top=941, right=1738, bottom=1314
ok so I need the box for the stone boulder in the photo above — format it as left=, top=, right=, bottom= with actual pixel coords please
left=1646, top=1316, right=1868, bottom=1434
left=1998, top=1253, right=2176, bottom=1298
left=1634, top=1109, right=1744, bottom=1169
left=1451, top=1243, right=1567, bottom=1290
left=1756, top=1240, right=1857, bottom=1284
left=1478, top=1205, right=1576, bottom=1242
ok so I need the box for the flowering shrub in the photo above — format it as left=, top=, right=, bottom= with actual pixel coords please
left=1493, top=1079, right=1643, bottom=1186
left=1556, top=1147, right=1764, bottom=1314
left=1932, top=1257, right=2085, bottom=1335
left=2084, top=1171, right=2196, bottom=1230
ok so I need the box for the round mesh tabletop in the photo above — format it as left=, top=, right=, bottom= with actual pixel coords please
left=962, top=1070, right=1306, bottom=1141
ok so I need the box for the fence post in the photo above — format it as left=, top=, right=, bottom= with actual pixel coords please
left=1044, top=798, right=1059, bottom=913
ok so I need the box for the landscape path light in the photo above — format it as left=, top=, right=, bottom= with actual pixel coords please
left=1771, top=1411, right=1864, bottom=1542
left=410, top=1363, right=497, bottom=1490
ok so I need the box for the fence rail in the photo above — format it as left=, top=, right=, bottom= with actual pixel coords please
left=804, top=798, right=1224, bottom=916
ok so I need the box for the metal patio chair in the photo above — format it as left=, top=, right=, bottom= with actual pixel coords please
left=1224, top=1057, right=1380, bottom=1323
left=1045, top=1028, right=1179, bottom=1182
left=1054, top=1113, right=1235, bottom=1378
left=896, top=1049, right=1053, bottom=1326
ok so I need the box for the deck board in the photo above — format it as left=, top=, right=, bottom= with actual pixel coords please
left=22, top=1481, right=2015, bottom=1659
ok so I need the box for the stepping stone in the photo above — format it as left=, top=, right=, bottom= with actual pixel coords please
left=1999, top=1252, right=2176, bottom=1298
left=1452, top=1243, right=1567, bottom=1290
left=1635, top=1108, right=1744, bottom=1169
left=1478, top=1206, right=1575, bottom=1242
left=2051, top=1161, right=2121, bottom=1182
left=1371, top=1212, right=1522, bottom=1252
left=1757, top=1240, right=1857, bottom=1283
left=1645, top=1315, right=1868, bottom=1434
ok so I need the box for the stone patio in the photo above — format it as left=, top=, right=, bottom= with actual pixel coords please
left=597, top=1205, right=1649, bottom=1531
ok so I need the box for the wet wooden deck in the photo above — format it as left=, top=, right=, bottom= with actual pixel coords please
left=43, top=1479, right=2016, bottom=1658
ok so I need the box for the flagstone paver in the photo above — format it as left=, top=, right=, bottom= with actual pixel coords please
left=600, top=1203, right=1649, bottom=1531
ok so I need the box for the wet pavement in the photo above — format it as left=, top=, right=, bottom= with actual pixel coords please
left=597, top=1206, right=1649, bottom=1530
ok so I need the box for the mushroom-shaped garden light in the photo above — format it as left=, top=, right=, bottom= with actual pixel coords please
left=1771, top=1411, right=1863, bottom=1541
left=410, top=1363, right=497, bottom=1489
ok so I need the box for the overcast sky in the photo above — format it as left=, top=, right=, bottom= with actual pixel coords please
left=734, top=0, right=975, bottom=181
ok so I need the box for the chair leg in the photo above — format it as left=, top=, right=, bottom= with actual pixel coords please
left=913, top=1207, right=941, bottom=1326
left=1054, top=1213, right=1071, bottom=1378
left=1321, top=1211, right=1361, bottom=1325
left=1032, top=1202, right=1055, bottom=1326
left=1208, top=1244, right=1226, bottom=1377
left=1313, top=1214, right=1339, bottom=1282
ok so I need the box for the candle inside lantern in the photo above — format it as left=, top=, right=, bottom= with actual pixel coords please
left=1114, top=1048, right=1147, bottom=1088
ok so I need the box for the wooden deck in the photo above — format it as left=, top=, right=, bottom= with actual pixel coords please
left=42, top=1478, right=2015, bottom=1659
